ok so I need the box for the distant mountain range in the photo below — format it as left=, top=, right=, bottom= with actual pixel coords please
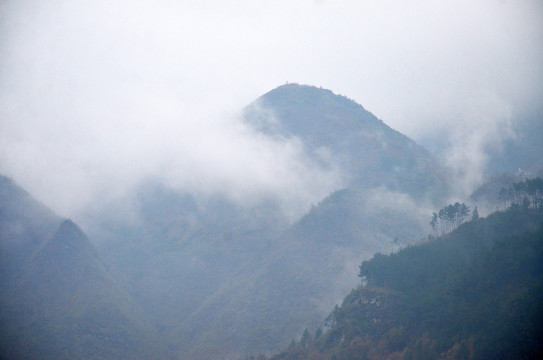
left=1, top=83, right=540, bottom=359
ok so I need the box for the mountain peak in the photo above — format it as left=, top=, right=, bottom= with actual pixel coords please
left=49, top=219, right=91, bottom=251
left=247, top=83, right=383, bottom=142
left=245, top=84, right=449, bottom=199
left=262, top=83, right=367, bottom=112
left=31, top=218, right=100, bottom=276
left=269, top=82, right=332, bottom=94
left=56, top=218, right=83, bottom=236
left=273, top=82, right=308, bottom=89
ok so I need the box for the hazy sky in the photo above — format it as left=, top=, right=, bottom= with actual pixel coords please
left=1, top=0, right=542, bottom=216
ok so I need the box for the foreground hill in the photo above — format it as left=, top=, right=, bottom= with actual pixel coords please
left=0, top=176, right=166, bottom=359
left=271, top=206, right=543, bottom=360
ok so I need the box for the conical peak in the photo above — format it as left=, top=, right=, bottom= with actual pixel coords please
left=55, top=219, right=86, bottom=242
left=41, top=219, right=96, bottom=260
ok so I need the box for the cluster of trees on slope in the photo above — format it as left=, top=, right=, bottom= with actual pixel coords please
left=267, top=205, right=543, bottom=360
left=498, top=177, right=543, bottom=210
left=430, top=177, right=542, bottom=238
left=430, top=202, right=473, bottom=237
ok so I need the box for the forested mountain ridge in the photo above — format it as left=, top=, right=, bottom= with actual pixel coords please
left=269, top=205, right=543, bottom=360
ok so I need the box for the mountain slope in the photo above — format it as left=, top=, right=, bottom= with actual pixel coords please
left=245, top=84, right=449, bottom=200
left=0, top=175, right=61, bottom=289
left=163, top=85, right=446, bottom=358
left=173, top=187, right=429, bottom=359
left=0, top=177, right=167, bottom=359
left=271, top=206, right=543, bottom=360
left=86, top=181, right=289, bottom=351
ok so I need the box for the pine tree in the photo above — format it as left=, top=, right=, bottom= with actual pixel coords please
left=472, top=206, right=479, bottom=221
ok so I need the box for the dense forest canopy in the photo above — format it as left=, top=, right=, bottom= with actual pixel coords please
left=269, top=204, right=543, bottom=360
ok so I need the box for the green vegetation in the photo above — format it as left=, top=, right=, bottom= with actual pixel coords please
left=498, top=177, right=543, bottom=210
left=269, top=206, right=543, bottom=360
left=430, top=202, right=471, bottom=236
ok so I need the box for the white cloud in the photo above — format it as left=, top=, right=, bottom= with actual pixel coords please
left=1, top=0, right=542, bottom=215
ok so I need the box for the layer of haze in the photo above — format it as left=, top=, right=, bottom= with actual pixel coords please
left=1, top=0, right=542, bottom=217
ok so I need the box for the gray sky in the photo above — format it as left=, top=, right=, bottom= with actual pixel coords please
left=1, top=0, right=542, bottom=216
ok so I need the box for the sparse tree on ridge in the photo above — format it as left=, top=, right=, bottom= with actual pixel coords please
left=430, top=212, right=438, bottom=237
left=472, top=206, right=479, bottom=221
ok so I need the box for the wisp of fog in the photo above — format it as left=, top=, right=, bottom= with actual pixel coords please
left=1, top=0, right=542, bottom=217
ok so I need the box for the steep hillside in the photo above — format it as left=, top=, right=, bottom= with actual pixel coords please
left=270, top=206, right=543, bottom=360
left=0, top=177, right=167, bottom=359
left=0, top=175, right=61, bottom=289
left=469, top=173, right=517, bottom=214
left=87, top=181, right=289, bottom=351
left=171, top=187, right=429, bottom=359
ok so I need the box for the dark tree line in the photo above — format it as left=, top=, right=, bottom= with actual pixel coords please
left=269, top=207, right=543, bottom=360
left=498, top=177, right=543, bottom=210
left=430, top=202, right=471, bottom=237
